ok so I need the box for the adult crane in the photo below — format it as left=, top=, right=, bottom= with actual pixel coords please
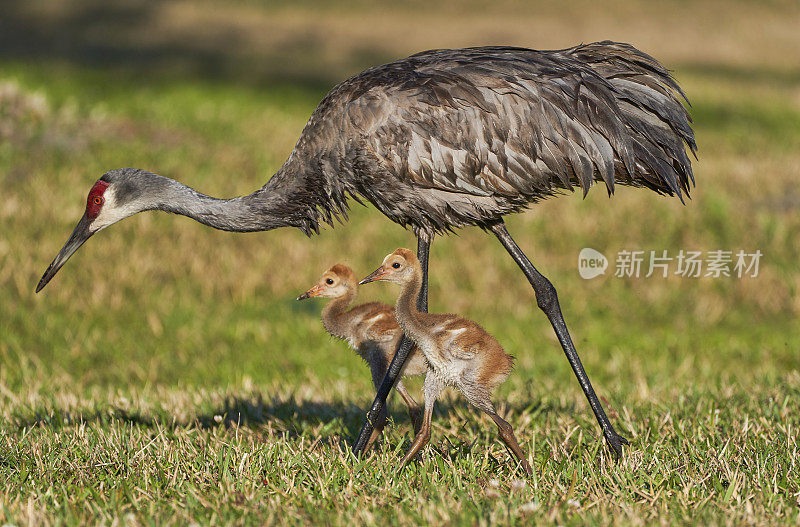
left=37, top=41, right=696, bottom=458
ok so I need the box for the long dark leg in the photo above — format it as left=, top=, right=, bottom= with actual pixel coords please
left=352, top=236, right=431, bottom=455
left=489, top=221, right=628, bottom=457
left=363, top=358, right=392, bottom=453
left=488, top=412, right=533, bottom=476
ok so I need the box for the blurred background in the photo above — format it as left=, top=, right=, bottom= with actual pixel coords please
left=2, top=0, right=799, bottom=413
left=0, top=0, right=799, bottom=520
left=3, top=0, right=798, bottom=388
left=3, top=0, right=800, bottom=414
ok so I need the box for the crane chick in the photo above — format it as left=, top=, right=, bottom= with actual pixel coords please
left=298, top=263, right=427, bottom=452
left=360, top=249, right=532, bottom=476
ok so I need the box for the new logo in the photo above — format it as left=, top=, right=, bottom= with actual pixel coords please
left=578, top=248, right=608, bottom=279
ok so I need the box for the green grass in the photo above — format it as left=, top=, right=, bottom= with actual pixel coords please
left=2, top=1, right=800, bottom=524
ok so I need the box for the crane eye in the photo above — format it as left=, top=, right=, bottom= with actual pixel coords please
left=325, top=278, right=334, bottom=285
left=392, top=262, right=401, bottom=269
left=92, top=196, right=103, bottom=206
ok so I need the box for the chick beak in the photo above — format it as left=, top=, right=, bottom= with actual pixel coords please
left=297, top=284, right=322, bottom=300
left=359, top=266, right=387, bottom=285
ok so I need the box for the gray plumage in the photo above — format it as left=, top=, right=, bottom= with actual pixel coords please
left=38, top=40, right=696, bottom=291
left=106, top=41, right=696, bottom=238
left=268, top=40, right=696, bottom=237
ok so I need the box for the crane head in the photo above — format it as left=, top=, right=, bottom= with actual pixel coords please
left=36, top=168, right=150, bottom=293
left=359, top=248, right=419, bottom=286
left=297, top=264, right=356, bottom=300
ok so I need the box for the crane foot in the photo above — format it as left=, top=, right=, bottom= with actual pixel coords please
left=604, top=427, right=629, bottom=459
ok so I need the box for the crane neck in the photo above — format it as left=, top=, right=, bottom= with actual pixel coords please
left=320, top=286, right=358, bottom=341
left=155, top=184, right=286, bottom=232
left=153, top=153, right=344, bottom=235
left=393, top=268, right=427, bottom=347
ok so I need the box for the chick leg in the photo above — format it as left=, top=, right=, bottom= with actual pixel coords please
left=396, top=380, right=423, bottom=434
left=399, top=372, right=442, bottom=468
left=488, top=411, right=533, bottom=477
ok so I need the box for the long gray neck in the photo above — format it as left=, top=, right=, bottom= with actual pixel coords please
left=142, top=159, right=343, bottom=235
left=154, top=181, right=289, bottom=232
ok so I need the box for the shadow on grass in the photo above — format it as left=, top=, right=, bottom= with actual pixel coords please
left=194, top=394, right=362, bottom=432
left=9, top=394, right=357, bottom=435
left=8, top=391, right=565, bottom=445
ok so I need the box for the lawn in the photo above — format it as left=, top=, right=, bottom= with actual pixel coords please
left=1, top=0, right=799, bottom=524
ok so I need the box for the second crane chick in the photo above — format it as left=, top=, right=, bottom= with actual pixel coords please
left=361, top=249, right=533, bottom=476
left=298, top=264, right=427, bottom=452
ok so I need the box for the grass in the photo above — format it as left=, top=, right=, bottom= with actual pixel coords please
left=1, top=0, right=800, bottom=524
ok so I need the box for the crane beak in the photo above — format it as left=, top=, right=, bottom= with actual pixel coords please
left=297, top=285, right=322, bottom=300
left=359, top=266, right=386, bottom=285
left=36, top=214, right=95, bottom=293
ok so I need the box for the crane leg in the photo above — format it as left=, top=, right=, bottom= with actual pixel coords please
left=489, top=221, right=629, bottom=458
left=352, top=236, right=431, bottom=456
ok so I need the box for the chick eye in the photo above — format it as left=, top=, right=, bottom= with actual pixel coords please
left=92, top=196, right=103, bottom=206
left=392, top=262, right=401, bottom=269
left=325, top=278, right=334, bottom=285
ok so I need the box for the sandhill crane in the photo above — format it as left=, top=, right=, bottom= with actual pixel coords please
left=37, top=41, right=696, bottom=458
left=297, top=263, right=427, bottom=451
left=361, top=248, right=533, bottom=475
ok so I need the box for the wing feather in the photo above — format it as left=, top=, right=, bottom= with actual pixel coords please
left=310, top=42, right=696, bottom=231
